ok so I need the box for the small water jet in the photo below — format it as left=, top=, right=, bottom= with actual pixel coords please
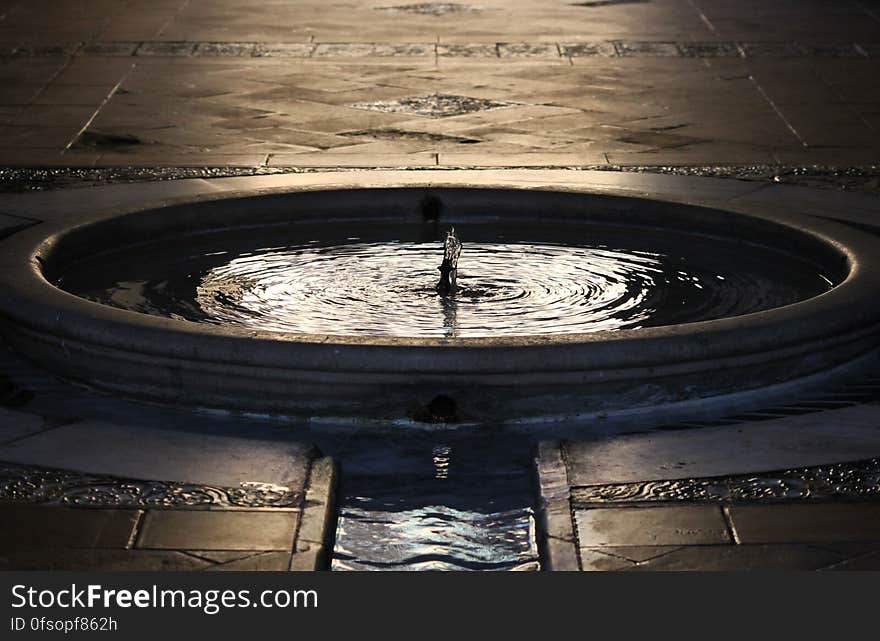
left=436, top=228, right=462, bottom=296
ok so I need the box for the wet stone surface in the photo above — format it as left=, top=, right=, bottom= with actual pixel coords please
left=0, top=463, right=302, bottom=508
left=436, top=43, right=498, bottom=57
left=350, top=93, right=518, bottom=117
left=560, top=42, right=617, bottom=57
left=374, top=3, right=478, bottom=16
left=727, top=503, right=880, bottom=544
left=571, top=458, right=880, bottom=506
left=193, top=42, right=257, bottom=57
left=137, top=510, right=299, bottom=551
left=339, top=129, right=480, bottom=144
left=677, top=42, right=743, bottom=58
left=575, top=505, right=731, bottom=547
left=134, top=42, right=197, bottom=56
left=0, top=506, right=141, bottom=549
left=614, top=41, right=679, bottom=57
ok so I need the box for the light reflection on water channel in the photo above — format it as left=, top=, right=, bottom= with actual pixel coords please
left=327, top=434, right=540, bottom=572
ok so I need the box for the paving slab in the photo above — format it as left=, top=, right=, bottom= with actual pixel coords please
left=623, top=544, right=846, bottom=572
left=0, top=419, right=313, bottom=489
left=0, top=549, right=212, bottom=571
left=0, top=506, right=141, bottom=549
left=727, top=503, right=880, bottom=544
left=821, top=551, right=880, bottom=571
left=0, top=0, right=878, bottom=166
left=563, top=403, right=880, bottom=486
left=575, top=505, right=731, bottom=547
left=0, top=212, right=39, bottom=237
left=206, top=551, right=292, bottom=571
left=0, top=452, right=337, bottom=570
left=136, top=509, right=300, bottom=551
left=0, top=408, right=47, bottom=444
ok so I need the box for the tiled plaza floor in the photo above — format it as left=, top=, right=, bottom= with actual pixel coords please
left=0, top=0, right=878, bottom=168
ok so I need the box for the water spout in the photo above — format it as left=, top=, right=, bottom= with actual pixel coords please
left=436, top=228, right=462, bottom=296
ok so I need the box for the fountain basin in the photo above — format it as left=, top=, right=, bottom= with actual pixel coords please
left=1, top=185, right=879, bottom=424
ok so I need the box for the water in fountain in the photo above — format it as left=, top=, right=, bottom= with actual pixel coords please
left=55, top=221, right=834, bottom=338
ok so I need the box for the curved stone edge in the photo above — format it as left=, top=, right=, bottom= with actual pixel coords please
left=2, top=183, right=880, bottom=419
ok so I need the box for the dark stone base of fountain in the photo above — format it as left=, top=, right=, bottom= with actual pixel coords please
left=1, top=184, right=879, bottom=425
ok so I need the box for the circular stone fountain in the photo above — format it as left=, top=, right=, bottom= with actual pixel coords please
left=1, top=185, right=879, bottom=424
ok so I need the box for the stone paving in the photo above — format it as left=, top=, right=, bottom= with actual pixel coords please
left=0, top=0, right=878, bottom=168
left=534, top=355, right=880, bottom=571
left=537, top=434, right=880, bottom=571
left=2, top=2, right=880, bottom=571
left=0, top=459, right=337, bottom=571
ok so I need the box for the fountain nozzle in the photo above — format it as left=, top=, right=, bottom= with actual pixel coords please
left=436, top=228, right=462, bottom=296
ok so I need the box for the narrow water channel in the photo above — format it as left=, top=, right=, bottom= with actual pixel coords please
left=321, top=432, right=540, bottom=571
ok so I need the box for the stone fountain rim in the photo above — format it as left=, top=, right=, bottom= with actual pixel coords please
left=0, top=181, right=878, bottom=377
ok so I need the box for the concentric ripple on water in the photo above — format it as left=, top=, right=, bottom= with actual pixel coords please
left=55, top=223, right=834, bottom=338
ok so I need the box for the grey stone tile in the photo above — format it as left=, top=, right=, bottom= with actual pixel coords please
left=184, top=550, right=261, bottom=564
left=194, top=42, right=256, bottom=57
left=808, top=542, right=880, bottom=558
left=80, top=42, right=139, bottom=57
left=740, top=42, right=805, bottom=58
left=268, top=152, right=436, bottom=167
left=436, top=43, right=497, bottom=58
left=615, top=41, right=679, bottom=57
left=314, top=43, right=377, bottom=58
left=627, top=544, right=845, bottom=571
left=579, top=548, right=635, bottom=571
left=11, top=44, right=82, bottom=58
left=0, top=506, right=141, bottom=548
left=727, top=503, right=880, bottom=544
left=677, top=42, right=743, bottom=58
left=373, top=43, right=435, bottom=57
left=564, top=405, right=880, bottom=486
left=821, top=550, right=880, bottom=571
left=254, top=43, right=316, bottom=58
left=799, top=43, right=866, bottom=58
left=0, top=407, right=46, bottom=443
left=0, top=419, right=313, bottom=490
left=592, top=545, right=683, bottom=563
left=136, top=509, right=299, bottom=551
left=0, top=149, right=96, bottom=165
left=0, top=549, right=211, bottom=571
left=135, top=42, right=196, bottom=57
left=12, top=104, right=97, bottom=126
left=206, top=551, right=291, bottom=571
left=31, top=84, right=111, bottom=106
left=560, top=42, right=616, bottom=57
left=439, top=151, right=607, bottom=166
left=497, top=43, right=559, bottom=58
left=0, top=85, right=44, bottom=106
left=575, top=505, right=731, bottom=547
